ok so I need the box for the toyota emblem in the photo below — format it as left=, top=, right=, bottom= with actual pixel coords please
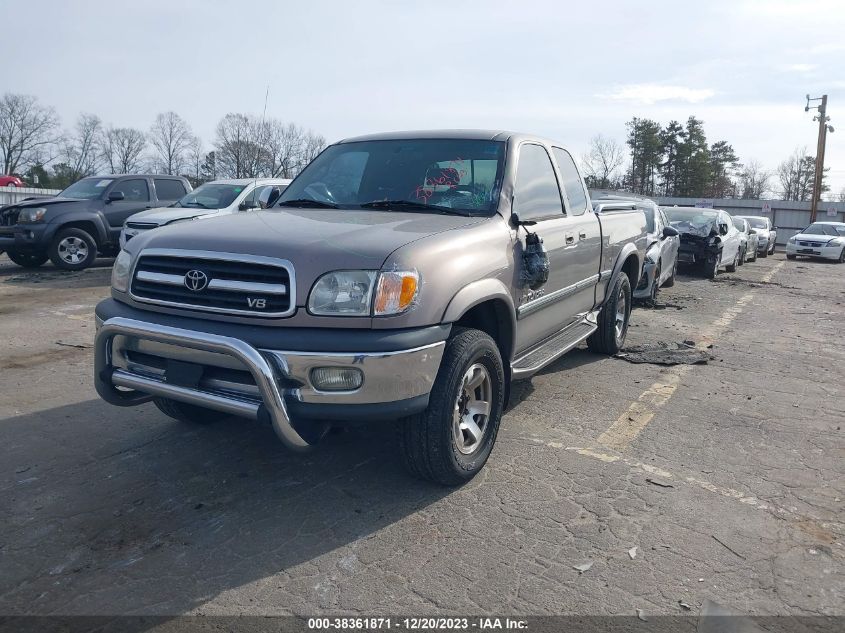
left=184, top=270, right=209, bottom=291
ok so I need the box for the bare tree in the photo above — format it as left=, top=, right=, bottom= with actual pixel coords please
left=102, top=127, right=147, bottom=174
left=737, top=159, right=771, bottom=199
left=777, top=147, right=823, bottom=201
left=61, top=113, right=103, bottom=180
left=214, top=113, right=263, bottom=178
left=186, top=136, right=204, bottom=185
left=300, top=131, right=327, bottom=173
left=0, top=93, right=61, bottom=174
left=258, top=120, right=303, bottom=177
left=581, top=134, right=625, bottom=189
left=149, top=111, right=194, bottom=175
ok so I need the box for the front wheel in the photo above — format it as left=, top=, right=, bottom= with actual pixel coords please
left=399, top=327, right=505, bottom=486
left=663, top=258, right=677, bottom=287
left=704, top=253, right=720, bottom=279
left=6, top=251, right=48, bottom=268
left=726, top=249, right=739, bottom=272
left=49, top=227, right=98, bottom=270
left=737, top=246, right=746, bottom=266
left=750, top=247, right=758, bottom=262
left=786, top=254, right=797, bottom=260
left=587, top=273, right=631, bottom=355
left=838, top=247, right=845, bottom=264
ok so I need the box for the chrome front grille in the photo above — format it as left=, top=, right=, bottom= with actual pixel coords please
left=126, top=221, right=158, bottom=229
left=129, top=249, right=295, bottom=317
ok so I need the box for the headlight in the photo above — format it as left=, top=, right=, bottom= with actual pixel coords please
left=18, top=207, right=46, bottom=223
left=308, top=270, right=377, bottom=316
left=307, top=269, right=420, bottom=317
left=788, top=236, right=796, bottom=243
left=374, top=270, right=419, bottom=316
left=111, top=250, right=133, bottom=292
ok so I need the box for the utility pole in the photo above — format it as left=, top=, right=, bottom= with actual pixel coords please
left=805, top=94, right=833, bottom=222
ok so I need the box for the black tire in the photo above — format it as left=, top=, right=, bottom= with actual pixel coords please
left=786, top=254, right=797, bottom=260
left=759, top=248, right=768, bottom=258
left=726, top=249, right=739, bottom=273
left=838, top=247, right=845, bottom=264
left=587, top=273, right=632, bottom=355
left=704, top=253, right=720, bottom=279
left=648, top=262, right=661, bottom=302
left=6, top=251, right=48, bottom=268
left=153, top=398, right=229, bottom=424
left=769, top=242, right=775, bottom=255
left=48, top=227, right=98, bottom=270
left=750, top=247, right=757, bottom=262
left=398, top=327, right=505, bottom=486
left=737, top=246, right=745, bottom=266
left=663, top=258, right=677, bottom=287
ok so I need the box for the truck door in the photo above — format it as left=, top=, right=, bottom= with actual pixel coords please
left=512, top=143, right=601, bottom=356
left=104, top=178, right=153, bottom=232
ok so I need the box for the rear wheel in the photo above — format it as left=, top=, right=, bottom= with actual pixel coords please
left=587, top=273, right=631, bottom=355
left=153, top=398, right=230, bottom=424
left=399, top=327, right=505, bottom=486
left=6, top=251, right=48, bottom=268
left=49, top=227, right=98, bottom=270
left=786, top=254, right=797, bottom=260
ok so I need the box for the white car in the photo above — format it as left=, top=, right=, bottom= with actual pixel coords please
left=732, top=216, right=759, bottom=264
left=735, top=215, right=776, bottom=257
left=664, top=207, right=743, bottom=278
left=119, top=178, right=291, bottom=248
left=786, top=221, right=845, bottom=263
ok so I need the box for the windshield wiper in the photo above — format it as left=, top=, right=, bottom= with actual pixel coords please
left=183, top=201, right=211, bottom=209
left=277, top=198, right=339, bottom=209
left=359, top=199, right=467, bottom=215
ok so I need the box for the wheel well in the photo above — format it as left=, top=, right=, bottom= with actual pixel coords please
left=622, top=254, right=639, bottom=288
left=56, top=221, right=101, bottom=247
left=453, top=299, right=514, bottom=362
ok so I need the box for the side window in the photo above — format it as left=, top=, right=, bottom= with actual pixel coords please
left=552, top=148, right=588, bottom=216
left=112, top=179, right=149, bottom=202
left=154, top=179, right=186, bottom=201
left=512, top=144, right=562, bottom=220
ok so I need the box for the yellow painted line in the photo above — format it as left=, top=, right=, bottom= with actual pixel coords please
left=597, top=262, right=785, bottom=452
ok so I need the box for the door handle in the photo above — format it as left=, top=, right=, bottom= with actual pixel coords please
left=565, top=233, right=575, bottom=245
left=579, top=231, right=587, bottom=240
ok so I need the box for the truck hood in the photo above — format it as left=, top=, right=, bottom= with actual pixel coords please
left=127, top=208, right=486, bottom=304
left=127, top=205, right=217, bottom=226
left=792, top=233, right=837, bottom=244
left=5, top=196, right=78, bottom=209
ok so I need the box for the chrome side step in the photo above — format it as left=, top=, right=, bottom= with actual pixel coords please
left=511, top=317, right=597, bottom=379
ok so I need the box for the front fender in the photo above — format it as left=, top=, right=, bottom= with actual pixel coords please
left=602, top=242, right=641, bottom=305
left=47, top=211, right=110, bottom=244
left=441, top=277, right=516, bottom=324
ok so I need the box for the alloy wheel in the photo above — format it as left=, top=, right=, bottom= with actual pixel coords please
left=452, top=363, right=492, bottom=455
left=57, top=236, right=89, bottom=265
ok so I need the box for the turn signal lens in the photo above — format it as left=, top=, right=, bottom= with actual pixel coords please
left=373, top=270, right=419, bottom=316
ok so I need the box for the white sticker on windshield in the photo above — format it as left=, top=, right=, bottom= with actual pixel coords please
left=96, top=180, right=111, bottom=187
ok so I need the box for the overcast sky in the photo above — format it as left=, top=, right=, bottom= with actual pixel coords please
left=7, top=0, right=845, bottom=197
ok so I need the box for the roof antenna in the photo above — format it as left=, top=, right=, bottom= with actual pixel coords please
left=254, top=85, right=269, bottom=207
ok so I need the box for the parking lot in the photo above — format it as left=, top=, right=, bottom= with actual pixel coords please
left=0, top=252, right=842, bottom=618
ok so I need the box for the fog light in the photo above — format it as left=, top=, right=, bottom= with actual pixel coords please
left=310, top=367, right=363, bottom=391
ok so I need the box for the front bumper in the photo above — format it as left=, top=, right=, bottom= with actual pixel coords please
left=633, top=261, right=655, bottom=298
left=0, top=223, right=53, bottom=252
left=94, top=314, right=445, bottom=449
left=785, top=242, right=843, bottom=260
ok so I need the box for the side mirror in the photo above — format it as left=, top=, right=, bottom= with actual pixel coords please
left=511, top=213, right=537, bottom=228
left=719, top=224, right=729, bottom=236
left=258, top=187, right=281, bottom=209
left=107, top=190, right=125, bottom=203
left=238, top=200, right=258, bottom=211
left=662, top=226, right=679, bottom=238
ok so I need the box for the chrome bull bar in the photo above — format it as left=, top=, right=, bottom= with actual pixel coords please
left=94, top=316, right=311, bottom=450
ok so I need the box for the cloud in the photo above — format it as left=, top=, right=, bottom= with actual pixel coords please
left=781, top=63, right=817, bottom=72
left=602, top=84, right=716, bottom=105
